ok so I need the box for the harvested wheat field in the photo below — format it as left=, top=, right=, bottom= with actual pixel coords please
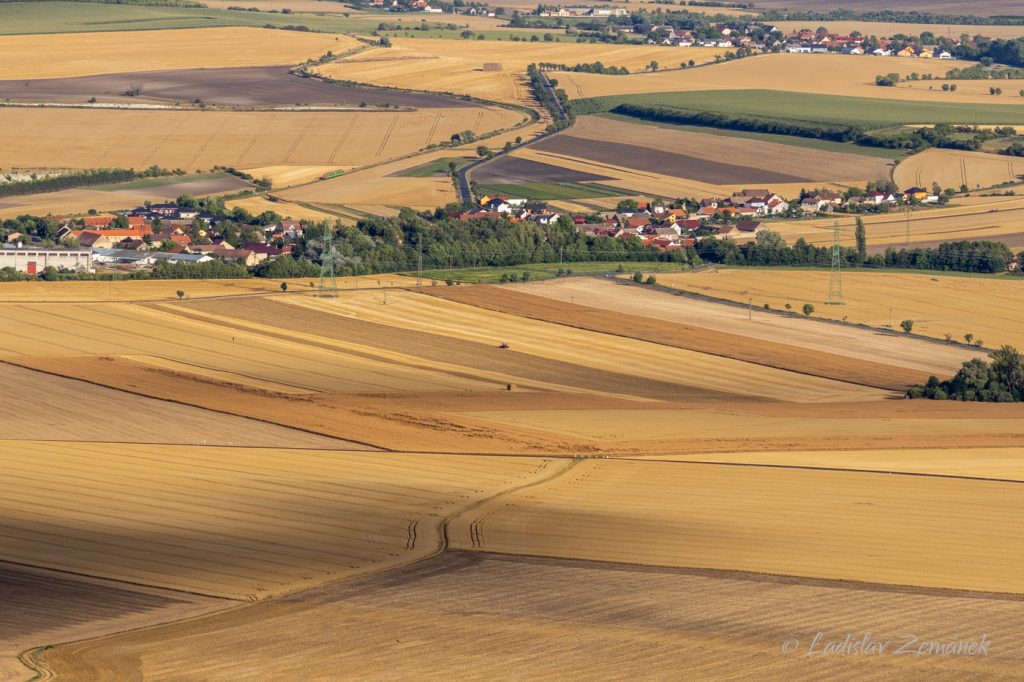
left=0, top=563, right=225, bottom=682
left=240, top=164, right=350, bottom=188
left=0, top=28, right=352, bottom=80
left=0, top=440, right=551, bottom=598
left=0, top=278, right=297, bottom=301
left=652, top=267, right=1024, bottom=350
left=450, top=458, right=1024, bottom=593
left=772, top=20, right=1024, bottom=40
left=755, top=0, right=1021, bottom=15
left=895, top=147, right=1024, bottom=192
left=0, top=105, right=522, bottom=170
left=31, top=553, right=1024, bottom=681
left=0, top=361, right=346, bottom=447
left=768, top=194, right=1024, bottom=251
left=561, top=52, right=1016, bottom=104
left=225, top=195, right=348, bottom=223
left=319, top=39, right=725, bottom=104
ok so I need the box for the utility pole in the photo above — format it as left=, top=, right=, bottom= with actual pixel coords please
left=827, top=221, right=843, bottom=305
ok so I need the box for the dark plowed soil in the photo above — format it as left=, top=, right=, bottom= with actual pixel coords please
left=533, top=133, right=814, bottom=184
left=473, top=156, right=611, bottom=184
left=0, top=66, right=473, bottom=108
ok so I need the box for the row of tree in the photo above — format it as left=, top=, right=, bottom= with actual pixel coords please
left=909, top=346, right=1024, bottom=402
left=697, top=229, right=1015, bottom=274
left=0, top=166, right=176, bottom=199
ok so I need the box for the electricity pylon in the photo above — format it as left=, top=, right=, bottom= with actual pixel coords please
left=827, top=221, right=843, bottom=306
left=318, top=228, right=338, bottom=298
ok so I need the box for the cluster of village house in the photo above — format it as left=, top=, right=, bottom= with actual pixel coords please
left=2, top=203, right=302, bottom=273
left=1, top=186, right=940, bottom=274
left=460, top=186, right=935, bottom=250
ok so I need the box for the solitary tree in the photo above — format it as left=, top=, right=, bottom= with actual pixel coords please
left=280, top=282, right=288, bottom=292
left=854, top=216, right=867, bottom=262
left=900, top=319, right=914, bottom=333
left=965, top=332, right=974, bottom=344
left=802, top=303, right=815, bottom=316
left=176, top=290, right=186, bottom=300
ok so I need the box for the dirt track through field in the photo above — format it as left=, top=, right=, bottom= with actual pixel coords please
left=35, top=552, right=1024, bottom=680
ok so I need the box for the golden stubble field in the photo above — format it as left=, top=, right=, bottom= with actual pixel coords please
left=5, top=278, right=1024, bottom=679
left=0, top=28, right=354, bottom=79
left=0, top=106, right=523, bottom=171
left=651, top=268, right=1024, bottom=349
left=895, top=147, right=1024, bottom=191
left=318, top=39, right=725, bottom=104
left=560, top=52, right=1020, bottom=105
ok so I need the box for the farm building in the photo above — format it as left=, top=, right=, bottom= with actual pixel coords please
left=0, top=246, right=92, bottom=274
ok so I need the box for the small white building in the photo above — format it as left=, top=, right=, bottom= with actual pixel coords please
left=0, top=246, right=92, bottom=275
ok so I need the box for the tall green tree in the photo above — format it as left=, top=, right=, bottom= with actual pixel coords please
left=854, top=216, right=867, bottom=263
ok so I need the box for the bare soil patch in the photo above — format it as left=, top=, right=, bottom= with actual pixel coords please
left=532, top=133, right=812, bottom=185
left=0, top=66, right=473, bottom=108
left=472, top=155, right=612, bottom=184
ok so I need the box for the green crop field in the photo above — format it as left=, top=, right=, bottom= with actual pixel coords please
left=0, top=2, right=382, bottom=35
left=574, top=89, right=1024, bottom=128
left=475, top=182, right=626, bottom=201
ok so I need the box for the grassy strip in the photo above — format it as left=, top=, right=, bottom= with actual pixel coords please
left=574, top=89, right=1024, bottom=128
left=90, top=171, right=232, bottom=192
left=418, top=261, right=689, bottom=283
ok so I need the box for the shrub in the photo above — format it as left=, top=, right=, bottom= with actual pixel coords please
left=645, top=275, right=657, bottom=285
left=802, top=303, right=815, bottom=316
left=632, top=271, right=644, bottom=283
left=900, top=319, right=914, bottom=333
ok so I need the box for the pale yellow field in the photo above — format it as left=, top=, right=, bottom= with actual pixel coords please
left=0, top=278, right=295, bottom=302
left=450, top=458, right=1024, bottom=593
left=561, top=52, right=1024, bottom=107
left=772, top=20, right=1024, bottom=40
left=769, top=194, right=1024, bottom=251
left=0, top=440, right=549, bottom=598
left=0, top=28, right=354, bottom=79
left=654, top=268, right=1024, bottom=349
left=241, top=164, right=350, bottom=188
left=280, top=149, right=462, bottom=208
left=283, top=290, right=889, bottom=402
left=226, top=195, right=347, bottom=223
left=319, top=39, right=725, bottom=104
left=0, top=184, right=236, bottom=220
left=0, top=106, right=523, bottom=171
left=895, top=147, right=1024, bottom=191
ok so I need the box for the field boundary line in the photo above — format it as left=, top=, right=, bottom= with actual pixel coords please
left=0, top=357, right=384, bottom=452
left=416, top=284, right=918, bottom=392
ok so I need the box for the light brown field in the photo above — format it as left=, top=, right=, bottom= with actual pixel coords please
left=651, top=268, right=1024, bottom=351
left=771, top=20, right=1024, bottom=40
left=240, top=164, right=350, bottom=188
left=0, top=361, right=344, bottom=447
left=319, top=39, right=725, bottom=104
left=0, top=106, right=523, bottom=171
left=34, top=553, right=1024, bottom=681
left=561, top=52, right=1023, bottom=106
left=895, top=147, right=1024, bottom=192
left=0, top=440, right=550, bottom=598
left=0, top=28, right=354, bottom=79
left=0, top=176, right=249, bottom=220
left=5, top=276, right=1023, bottom=679
left=450, top=458, right=1024, bottom=593
left=767, top=194, right=1024, bottom=251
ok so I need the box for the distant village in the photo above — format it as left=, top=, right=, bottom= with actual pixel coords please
left=0, top=183, right=940, bottom=276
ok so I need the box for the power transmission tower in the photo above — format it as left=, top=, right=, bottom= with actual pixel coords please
left=317, top=227, right=338, bottom=298
left=827, top=221, right=843, bottom=306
